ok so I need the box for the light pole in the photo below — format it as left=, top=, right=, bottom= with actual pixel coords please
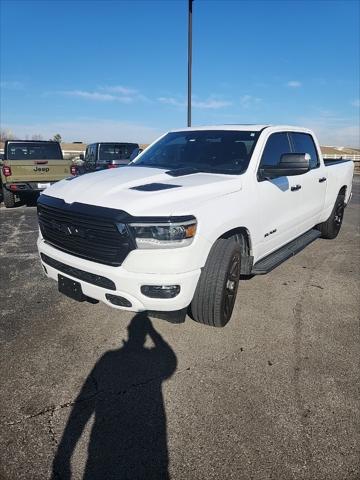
left=187, top=0, right=193, bottom=127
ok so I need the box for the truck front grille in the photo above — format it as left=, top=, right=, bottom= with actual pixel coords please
left=37, top=197, right=134, bottom=266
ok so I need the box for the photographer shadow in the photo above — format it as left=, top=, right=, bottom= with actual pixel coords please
left=52, top=313, right=177, bottom=480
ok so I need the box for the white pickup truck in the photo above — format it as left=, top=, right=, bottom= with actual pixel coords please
left=37, top=125, right=354, bottom=327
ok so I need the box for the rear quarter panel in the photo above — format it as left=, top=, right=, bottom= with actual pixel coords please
left=319, top=161, right=354, bottom=222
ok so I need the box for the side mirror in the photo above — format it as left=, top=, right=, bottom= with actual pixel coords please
left=260, top=153, right=310, bottom=179
left=129, top=148, right=143, bottom=161
left=79, top=153, right=84, bottom=161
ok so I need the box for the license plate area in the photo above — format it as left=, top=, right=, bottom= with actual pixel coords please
left=38, top=182, right=51, bottom=189
left=58, top=274, right=86, bottom=302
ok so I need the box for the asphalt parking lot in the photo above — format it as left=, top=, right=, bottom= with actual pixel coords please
left=0, top=178, right=359, bottom=480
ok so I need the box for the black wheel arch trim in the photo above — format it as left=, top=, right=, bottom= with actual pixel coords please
left=218, top=226, right=253, bottom=275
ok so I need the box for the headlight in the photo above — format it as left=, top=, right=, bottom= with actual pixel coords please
left=129, top=219, right=197, bottom=249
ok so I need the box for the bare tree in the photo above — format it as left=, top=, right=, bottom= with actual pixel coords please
left=0, top=129, right=16, bottom=141
left=53, top=133, right=62, bottom=143
left=31, top=134, right=43, bottom=140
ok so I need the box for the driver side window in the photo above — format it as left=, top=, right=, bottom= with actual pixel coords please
left=85, top=146, right=90, bottom=162
left=86, top=145, right=96, bottom=167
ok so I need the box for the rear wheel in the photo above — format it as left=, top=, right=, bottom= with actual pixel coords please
left=3, top=188, right=15, bottom=208
left=318, top=192, right=345, bottom=239
left=190, top=236, right=242, bottom=327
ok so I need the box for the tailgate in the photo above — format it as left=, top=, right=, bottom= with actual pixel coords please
left=4, top=159, right=72, bottom=182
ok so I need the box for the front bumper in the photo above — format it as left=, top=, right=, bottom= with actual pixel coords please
left=37, top=237, right=201, bottom=312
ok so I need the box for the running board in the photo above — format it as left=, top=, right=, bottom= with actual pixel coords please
left=251, top=229, right=321, bottom=275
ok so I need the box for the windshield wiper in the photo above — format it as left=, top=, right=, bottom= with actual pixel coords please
left=167, top=166, right=241, bottom=176
left=165, top=167, right=200, bottom=177
left=129, top=163, right=167, bottom=169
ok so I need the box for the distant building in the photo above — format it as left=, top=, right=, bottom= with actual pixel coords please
left=60, top=143, right=87, bottom=159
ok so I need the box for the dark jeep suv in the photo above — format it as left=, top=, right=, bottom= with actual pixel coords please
left=80, top=142, right=141, bottom=173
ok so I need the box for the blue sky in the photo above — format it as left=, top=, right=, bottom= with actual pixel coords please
left=1, top=0, right=359, bottom=146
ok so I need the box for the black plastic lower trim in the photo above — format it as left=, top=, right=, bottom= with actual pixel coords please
left=41, top=253, right=116, bottom=290
left=105, top=294, right=132, bottom=307
left=251, top=229, right=321, bottom=274
left=147, top=309, right=187, bottom=323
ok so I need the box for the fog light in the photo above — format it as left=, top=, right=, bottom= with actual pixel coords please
left=141, top=285, right=180, bottom=299
left=105, top=294, right=132, bottom=307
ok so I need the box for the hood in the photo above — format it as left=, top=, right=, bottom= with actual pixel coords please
left=43, top=166, right=242, bottom=216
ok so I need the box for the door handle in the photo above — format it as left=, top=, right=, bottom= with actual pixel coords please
left=319, top=177, right=327, bottom=183
left=291, top=184, right=301, bottom=191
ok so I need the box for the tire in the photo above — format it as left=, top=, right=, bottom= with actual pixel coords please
left=3, top=188, right=15, bottom=208
left=317, top=193, right=345, bottom=239
left=190, top=236, right=242, bottom=327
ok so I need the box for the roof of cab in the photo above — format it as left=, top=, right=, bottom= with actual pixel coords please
left=169, top=124, right=314, bottom=133
left=170, top=124, right=271, bottom=132
left=87, top=142, right=139, bottom=146
left=5, top=140, right=60, bottom=144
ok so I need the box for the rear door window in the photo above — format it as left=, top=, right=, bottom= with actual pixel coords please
left=291, top=133, right=319, bottom=169
left=259, top=133, right=292, bottom=168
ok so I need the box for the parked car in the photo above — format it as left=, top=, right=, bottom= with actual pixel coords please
left=79, top=142, right=141, bottom=173
left=1, top=140, right=75, bottom=208
left=36, top=125, right=354, bottom=327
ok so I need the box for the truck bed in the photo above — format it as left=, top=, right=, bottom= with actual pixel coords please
left=324, top=158, right=353, bottom=167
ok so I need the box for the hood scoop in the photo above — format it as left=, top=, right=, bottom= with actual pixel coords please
left=130, top=182, right=181, bottom=192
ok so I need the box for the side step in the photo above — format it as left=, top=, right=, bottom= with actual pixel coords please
left=251, top=229, right=321, bottom=275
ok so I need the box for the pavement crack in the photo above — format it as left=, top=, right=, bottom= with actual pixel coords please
left=47, top=406, right=58, bottom=450
left=291, top=256, right=327, bottom=477
left=3, top=347, right=246, bottom=428
left=2, top=371, right=181, bottom=427
left=2, top=392, right=100, bottom=426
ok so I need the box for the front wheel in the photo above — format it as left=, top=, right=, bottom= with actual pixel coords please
left=317, top=193, right=345, bottom=239
left=190, top=236, right=242, bottom=327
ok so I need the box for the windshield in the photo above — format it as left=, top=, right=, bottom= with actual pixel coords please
left=6, top=142, right=63, bottom=160
left=130, top=130, right=260, bottom=174
left=99, top=143, right=138, bottom=161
